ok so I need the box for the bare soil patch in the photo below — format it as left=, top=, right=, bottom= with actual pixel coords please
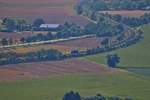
left=4, top=37, right=101, bottom=53
left=0, top=59, right=115, bottom=81
left=100, top=10, right=150, bottom=17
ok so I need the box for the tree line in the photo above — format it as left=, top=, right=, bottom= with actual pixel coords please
left=84, top=16, right=125, bottom=37
left=0, top=22, right=85, bottom=45
left=95, top=13, right=150, bottom=27
left=0, top=49, right=63, bottom=65
left=0, top=18, right=55, bottom=32
left=62, top=91, right=133, bottom=100
left=75, top=0, right=150, bottom=27
left=75, top=0, right=150, bottom=15
left=0, top=30, right=143, bottom=66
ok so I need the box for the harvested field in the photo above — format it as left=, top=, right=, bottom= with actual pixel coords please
left=100, top=10, right=150, bottom=17
left=0, top=31, right=48, bottom=39
left=0, top=0, right=78, bottom=5
left=3, top=37, right=101, bottom=53
left=0, top=59, right=114, bottom=81
left=54, top=37, right=101, bottom=48
left=12, top=44, right=85, bottom=53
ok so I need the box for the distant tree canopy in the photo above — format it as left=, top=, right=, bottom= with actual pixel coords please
left=1, top=38, right=8, bottom=45
left=63, top=91, right=81, bottom=100
left=62, top=91, right=133, bottom=100
left=2, top=18, right=16, bottom=32
left=84, top=16, right=125, bottom=37
left=33, top=18, right=45, bottom=28
left=58, top=22, right=84, bottom=38
left=75, top=0, right=150, bottom=14
left=0, top=49, right=63, bottom=65
left=1, top=18, right=30, bottom=32
left=97, top=13, right=150, bottom=27
left=106, top=54, right=120, bottom=68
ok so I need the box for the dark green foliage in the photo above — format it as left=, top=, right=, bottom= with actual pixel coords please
left=84, top=23, right=97, bottom=34
left=101, top=13, right=150, bottom=27
left=107, top=96, right=123, bottom=100
left=0, top=49, right=63, bottom=65
left=83, top=94, right=106, bottom=100
left=62, top=92, right=132, bottom=100
left=20, top=37, right=25, bottom=43
left=33, top=18, right=45, bottom=28
left=76, top=0, right=150, bottom=13
left=1, top=38, right=8, bottom=46
left=101, top=38, right=109, bottom=46
left=84, top=17, right=125, bottom=37
left=2, top=18, right=15, bottom=32
left=106, top=54, right=120, bottom=68
left=58, top=22, right=84, bottom=38
left=8, top=38, right=13, bottom=45
left=63, top=91, right=81, bottom=100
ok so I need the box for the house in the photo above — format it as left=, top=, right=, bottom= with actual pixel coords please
left=39, top=24, right=60, bottom=31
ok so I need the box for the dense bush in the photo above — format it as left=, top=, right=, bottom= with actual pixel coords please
left=63, top=91, right=81, bottom=100
left=62, top=91, right=133, bottom=100
left=84, top=16, right=125, bottom=37
left=0, top=49, right=63, bottom=65
left=97, top=13, right=150, bottom=27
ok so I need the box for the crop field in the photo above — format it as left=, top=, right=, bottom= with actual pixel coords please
left=2, top=37, right=101, bottom=53
left=100, top=10, right=150, bottom=17
left=0, top=0, right=90, bottom=26
left=0, top=59, right=113, bottom=81
left=0, top=67, right=150, bottom=100
left=0, top=31, right=49, bottom=39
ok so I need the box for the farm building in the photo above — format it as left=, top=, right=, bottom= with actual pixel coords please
left=39, top=24, right=60, bottom=31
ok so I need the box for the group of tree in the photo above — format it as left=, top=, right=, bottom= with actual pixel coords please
left=0, top=18, right=47, bottom=32
left=0, top=22, right=84, bottom=45
left=1, top=18, right=30, bottom=32
left=75, top=0, right=150, bottom=15
left=84, top=16, right=125, bottom=37
left=20, top=32, right=54, bottom=43
left=0, top=49, right=63, bottom=65
left=57, top=22, right=84, bottom=38
left=62, top=91, right=133, bottom=100
left=20, top=22, right=84, bottom=43
left=95, top=13, right=150, bottom=27
left=0, top=38, right=14, bottom=46
left=106, top=54, right=120, bottom=68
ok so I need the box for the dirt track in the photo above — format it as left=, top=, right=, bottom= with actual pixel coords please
left=0, top=59, right=115, bottom=81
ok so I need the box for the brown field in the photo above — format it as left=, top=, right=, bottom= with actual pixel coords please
left=0, top=0, right=89, bottom=26
left=5, top=37, right=101, bottom=53
left=0, top=59, right=115, bottom=81
left=100, top=10, right=150, bottom=17
left=0, top=31, right=48, bottom=39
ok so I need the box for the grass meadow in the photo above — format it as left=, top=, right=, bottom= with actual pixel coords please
left=0, top=71, right=150, bottom=100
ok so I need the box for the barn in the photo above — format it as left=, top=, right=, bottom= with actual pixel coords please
left=39, top=24, right=60, bottom=31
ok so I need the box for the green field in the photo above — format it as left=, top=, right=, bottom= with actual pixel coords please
left=80, top=24, right=150, bottom=68
left=0, top=71, right=150, bottom=100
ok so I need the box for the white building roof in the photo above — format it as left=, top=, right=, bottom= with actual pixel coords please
left=40, top=24, right=60, bottom=28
